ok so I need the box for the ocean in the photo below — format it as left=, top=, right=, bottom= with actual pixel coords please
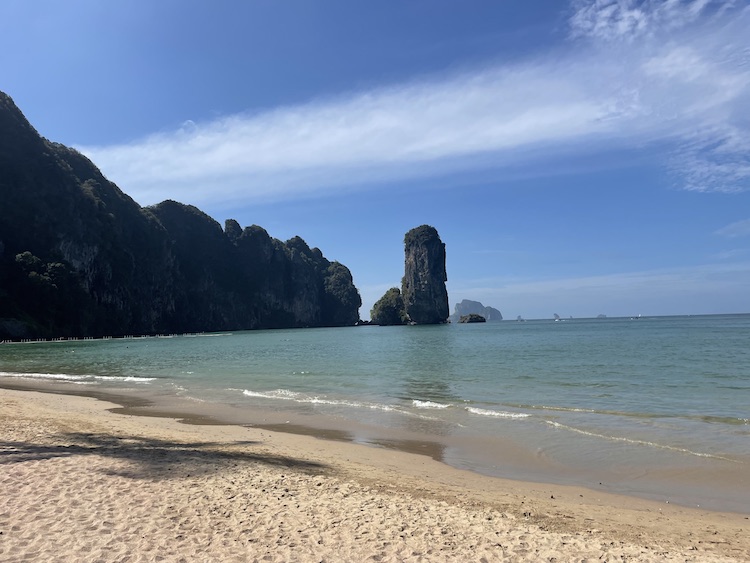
left=2, top=314, right=749, bottom=512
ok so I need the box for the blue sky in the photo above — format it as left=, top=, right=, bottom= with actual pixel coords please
left=3, top=0, right=749, bottom=319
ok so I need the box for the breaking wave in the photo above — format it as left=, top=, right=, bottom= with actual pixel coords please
left=0, top=371, right=155, bottom=384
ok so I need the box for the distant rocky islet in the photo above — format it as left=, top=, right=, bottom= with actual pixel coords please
left=449, top=299, right=503, bottom=323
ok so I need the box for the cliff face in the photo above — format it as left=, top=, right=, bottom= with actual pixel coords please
left=401, top=225, right=448, bottom=324
left=0, top=92, right=177, bottom=337
left=0, top=91, right=360, bottom=339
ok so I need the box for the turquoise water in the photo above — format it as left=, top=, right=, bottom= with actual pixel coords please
left=2, top=314, right=749, bottom=511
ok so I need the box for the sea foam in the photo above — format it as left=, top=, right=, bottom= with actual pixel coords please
left=465, top=407, right=530, bottom=419
left=242, top=388, right=396, bottom=411
left=412, top=400, right=451, bottom=409
left=0, top=371, right=155, bottom=384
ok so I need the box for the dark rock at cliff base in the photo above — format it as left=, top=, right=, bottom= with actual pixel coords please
left=449, top=299, right=503, bottom=323
left=0, top=91, right=361, bottom=339
left=459, top=313, right=486, bottom=323
left=401, top=225, right=448, bottom=324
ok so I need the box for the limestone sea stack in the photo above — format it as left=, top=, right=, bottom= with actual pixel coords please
left=401, top=225, right=449, bottom=324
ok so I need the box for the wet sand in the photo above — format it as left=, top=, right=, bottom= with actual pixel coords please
left=1, top=387, right=749, bottom=562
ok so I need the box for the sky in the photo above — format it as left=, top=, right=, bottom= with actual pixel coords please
left=2, top=0, right=749, bottom=320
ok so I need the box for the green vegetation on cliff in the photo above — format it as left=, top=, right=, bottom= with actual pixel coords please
left=403, top=224, right=441, bottom=248
left=370, top=287, right=408, bottom=326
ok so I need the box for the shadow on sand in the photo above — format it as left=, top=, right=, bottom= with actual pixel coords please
left=0, top=432, right=329, bottom=480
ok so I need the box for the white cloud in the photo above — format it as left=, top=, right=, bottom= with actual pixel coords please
left=79, top=1, right=750, bottom=206
left=716, top=218, right=750, bottom=238
left=80, top=63, right=620, bottom=205
left=571, top=0, right=750, bottom=194
left=569, top=0, right=728, bottom=41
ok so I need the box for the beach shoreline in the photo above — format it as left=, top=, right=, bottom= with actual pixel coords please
left=2, top=317, right=749, bottom=518
left=1, top=385, right=748, bottom=562
left=2, top=375, right=748, bottom=514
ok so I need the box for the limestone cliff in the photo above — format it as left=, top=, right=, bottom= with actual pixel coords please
left=0, top=91, right=361, bottom=339
left=401, top=225, right=449, bottom=324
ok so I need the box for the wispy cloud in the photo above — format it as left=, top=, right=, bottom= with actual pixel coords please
left=79, top=1, right=750, bottom=206
left=713, top=248, right=749, bottom=260
left=716, top=218, right=750, bottom=238
left=672, top=125, right=750, bottom=194
left=568, top=0, right=729, bottom=41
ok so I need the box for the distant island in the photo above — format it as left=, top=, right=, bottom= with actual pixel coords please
left=449, top=300, right=503, bottom=323
left=0, top=91, right=361, bottom=340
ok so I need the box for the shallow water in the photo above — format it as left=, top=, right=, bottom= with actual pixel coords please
left=2, top=314, right=749, bottom=512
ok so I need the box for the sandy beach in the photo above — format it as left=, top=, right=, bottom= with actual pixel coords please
left=1, top=387, right=748, bottom=562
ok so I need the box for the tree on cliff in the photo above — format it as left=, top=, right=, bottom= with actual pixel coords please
left=370, top=287, right=408, bottom=325
left=401, top=225, right=449, bottom=324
